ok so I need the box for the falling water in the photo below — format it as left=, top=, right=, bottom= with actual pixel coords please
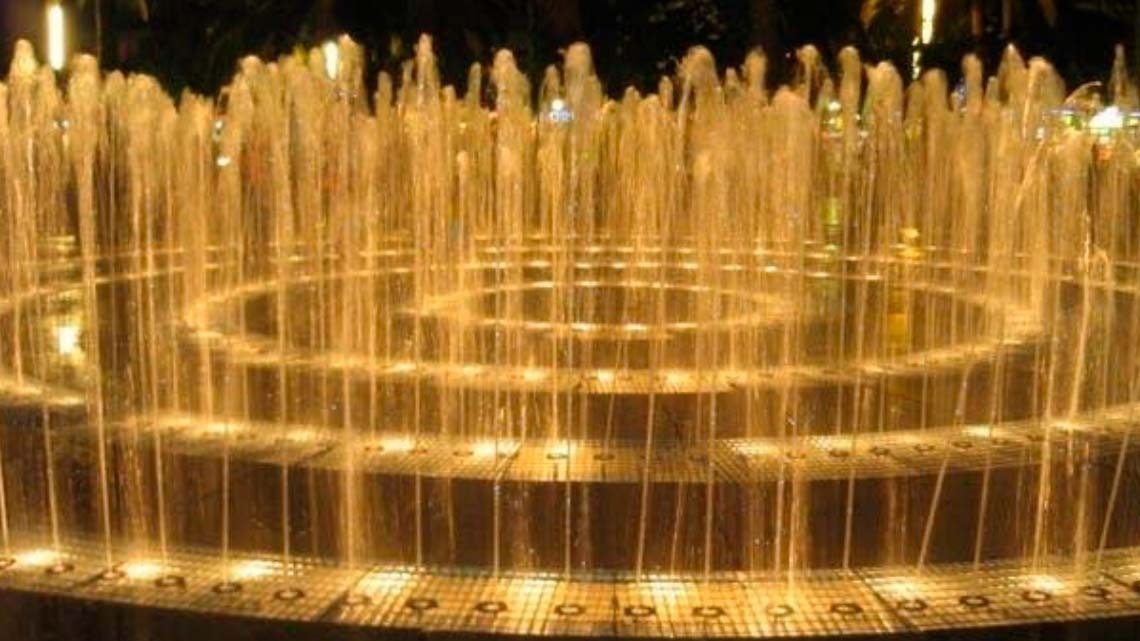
left=0, top=32, right=1139, bottom=637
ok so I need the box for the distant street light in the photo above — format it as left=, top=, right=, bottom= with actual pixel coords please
left=920, top=0, right=935, bottom=45
left=913, top=0, right=936, bottom=79
left=46, top=3, right=65, bottom=71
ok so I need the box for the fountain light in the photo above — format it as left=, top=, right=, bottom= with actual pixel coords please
left=880, top=576, right=923, bottom=597
left=388, top=361, right=416, bottom=374
left=46, top=4, right=65, bottom=71
left=284, top=428, right=318, bottom=444
left=322, top=40, right=340, bottom=79
left=513, top=576, right=556, bottom=595
left=15, top=548, right=60, bottom=568
left=358, top=568, right=411, bottom=593
left=378, top=435, right=414, bottom=454
left=594, top=369, right=615, bottom=384
left=55, top=322, right=81, bottom=357
left=472, top=439, right=516, bottom=458
left=122, top=560, right=164, bottom=581
left=215, top=155, right=232, bottom=168
left=547, top=441, right=573, bottom=458
left=963, top=425, right=994, bottom=439
left=1025, top=573, right=1064, bottom=593
left=1051, top=420, right=1083, bottom=433
left=641, top=577, right=690, bottom=597
left=202, top=421, right=245, bottom=437
left=231, top=559, right=279, bottom=581
left=734, top=440, right=776, bottom=457
left=814, top=434, right=854, bottom=452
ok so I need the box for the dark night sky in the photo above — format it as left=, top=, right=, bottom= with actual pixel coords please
left=0, top=0, right=1136, bottom=98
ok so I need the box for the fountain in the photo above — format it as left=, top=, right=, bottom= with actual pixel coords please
left=1, top=32, right=1140, bottom=637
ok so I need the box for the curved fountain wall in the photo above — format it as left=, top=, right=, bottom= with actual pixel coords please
left=1, top=34, right=1140, bottom=637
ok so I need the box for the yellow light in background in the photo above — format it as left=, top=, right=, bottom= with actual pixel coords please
left=322, top=40, right=339, bottom=79
left=46, top=4, right=65, bottom=71
left=913, top=0, right=936, bottom=79
left=920, top=0, right=936, bottom=44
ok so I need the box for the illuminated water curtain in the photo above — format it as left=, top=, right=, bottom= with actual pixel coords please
left=1, top=30, right=1140, bottom=638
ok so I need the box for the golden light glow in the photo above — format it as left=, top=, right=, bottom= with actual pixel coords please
left=46, top=4, right=65, bottom=71
left=522, top=368, right=547, bottom=383
left=122, top=560, right=164, bottom=581
left=735, top=440, right=776, bottom=457
left=594, top=369, right=615, bottom=384
left=231, top=559, right=279, bottom=581
left=55, top=322, right=81, bottom=357
left=640, top=577, right=691, bottom=597
left=472, top=439, right=516, bottom=458
left=284, top=428, right=318, bottom=443
left=547, top=441, right=573, bottom=458
left=378, top=435, right=414, bottom=454
left=664, top=370, right=691, bottom=387
left=1026, top=573, right=1064, bottom=592
left=1090, top=106, right=1125, bottom=134
left=358, top=569, right=411, bottom=593
left=881, top=576, right=922, bottom=597
left=202, top=421, right=245, bottom=437
left=963, top=425, right=994, bottom=439
left=15, top=548, right=60, bottom=568
left=388, top=361, right=417, bottom=374
left=322, top=40, right=340, bottom=79
left=513, top=576, right=556, bottom=596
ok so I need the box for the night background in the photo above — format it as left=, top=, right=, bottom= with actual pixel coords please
left=0, top=1, right=1138, bottom=100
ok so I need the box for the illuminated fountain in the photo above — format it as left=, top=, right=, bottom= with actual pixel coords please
left=2, top=31, right=1140, bottom=638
